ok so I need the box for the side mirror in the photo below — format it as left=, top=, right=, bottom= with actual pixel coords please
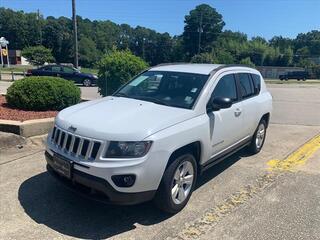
left=207, top=97, right=232, bottom=112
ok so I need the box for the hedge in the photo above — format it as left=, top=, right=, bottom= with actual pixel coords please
left=6, top=76, right=81, bottom=111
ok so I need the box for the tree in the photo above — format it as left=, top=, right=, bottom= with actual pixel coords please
left=78, top=36, right=100, bottom=67
left=239, top=57, right=255, bottom=67
left=97, top=49, right=148, bottom=96
left=191, top=52, right=216, bottom=63
left=22, top=45, right=54, bottom=65
left=183, top=4, right=225, bottom=58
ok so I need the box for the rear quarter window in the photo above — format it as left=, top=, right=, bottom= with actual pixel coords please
left=251, top=74, right=261, bottom=94
left=238, top=73, right=254, bottom=99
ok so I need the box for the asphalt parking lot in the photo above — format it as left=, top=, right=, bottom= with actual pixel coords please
left=0, top=82, right=320, bottom=239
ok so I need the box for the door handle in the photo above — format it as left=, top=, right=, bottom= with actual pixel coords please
left=234, top=108, right=242, bottom=117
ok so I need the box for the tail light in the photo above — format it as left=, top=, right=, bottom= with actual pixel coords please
left=27, top=69, right=32, bottom=74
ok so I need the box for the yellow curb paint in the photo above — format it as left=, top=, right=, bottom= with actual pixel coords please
left=267, top=134, right=320, bottom=171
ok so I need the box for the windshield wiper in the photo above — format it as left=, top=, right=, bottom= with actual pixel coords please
left=134, top=96, right=169, bottom=106
left=114, top=92, right=130, bottom=98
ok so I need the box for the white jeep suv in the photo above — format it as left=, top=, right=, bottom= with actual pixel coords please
left=45, top=64, right=272, bottom=213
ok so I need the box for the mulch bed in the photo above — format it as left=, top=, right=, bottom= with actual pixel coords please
left=0, top=96, right=58, bottom=122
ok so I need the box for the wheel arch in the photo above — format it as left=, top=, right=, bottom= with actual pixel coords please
left=165, top=141, right=202, bottom=172
left=261, top=112, right=270, bottom=128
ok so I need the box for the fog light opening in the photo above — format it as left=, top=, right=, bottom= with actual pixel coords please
left=112, top=174, right=136, bottom=187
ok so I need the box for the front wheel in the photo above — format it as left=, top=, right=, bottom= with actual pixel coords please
left=248, top=119, right=267, bottom=154
left=83, top=79, right=92, bottom=87
left=154, top=154, right=197, bottom=214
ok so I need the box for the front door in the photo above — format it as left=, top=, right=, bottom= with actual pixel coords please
left=208, top=73, right=245, bottom=158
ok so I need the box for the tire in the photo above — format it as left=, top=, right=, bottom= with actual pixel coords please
left=83, top=79, right=92, bottom=87
left=247, top=119, right=267, bottom=154
left=154, top=154, right=197, bottom=214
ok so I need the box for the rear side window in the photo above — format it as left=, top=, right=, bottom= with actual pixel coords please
left=52, top=66, right=61, bottom=72
left=238, top=73, right=254, bottom=99
left=42, top=66, right=51, bottom=71
left=212, top=74, right=237, bottom=101
left=251, top=74, right=261, bottom=94
left=62, top=67, right=74, bottom=73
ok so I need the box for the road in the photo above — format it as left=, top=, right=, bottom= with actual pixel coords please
left=0, top=83, right=320, bottom=239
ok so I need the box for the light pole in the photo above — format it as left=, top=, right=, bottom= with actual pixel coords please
left=72, top=0, right=79, bottom=68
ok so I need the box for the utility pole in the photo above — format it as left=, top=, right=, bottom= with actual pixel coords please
left=198, top=13, right=203, bottom=54
left=72, top=0, right=79, bottom=68
left=37, top=9, right=42, bottom=45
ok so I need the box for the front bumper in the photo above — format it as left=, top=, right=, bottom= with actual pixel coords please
left=45, top=151, right=156, bottom=205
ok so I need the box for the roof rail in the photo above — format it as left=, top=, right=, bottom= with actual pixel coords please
left=155, top=62, right=193, bottom=67
left=209, top=64, right=256, bottom=76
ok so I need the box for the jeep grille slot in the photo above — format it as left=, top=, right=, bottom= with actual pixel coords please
left=73, top=137, right=80, bottom=154
left=65, top=134, right=72, bottom=151
left=59, top=132, right=66, bottom=148
left=51, top=126, right=103, bottom=160
left=54, top=129, right=60, bottom=144
left=51, top=127, right=56, bottom=140
left=91, top=142, right=101, bottom=159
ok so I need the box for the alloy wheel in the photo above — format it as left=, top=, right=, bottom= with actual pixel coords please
left=171, top=160, right=194, bottom=205
left=255, top=123, right=265, bottom=149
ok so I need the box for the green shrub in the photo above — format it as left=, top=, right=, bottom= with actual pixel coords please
left=97, top=49, right=148, bottom=96
left=191, top=53, right=216, bottom=63
left=239, top=57, right=256, bottom=67
left=6, top=77, right=81, bottom=111
left=22, top=46, right=55, bottom=66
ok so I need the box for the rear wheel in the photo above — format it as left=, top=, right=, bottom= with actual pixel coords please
left=83, top=79, right=92, bottom=87
left=154, top=154, right=197, bottom=214
left=248, top=119, right=267, bottom=154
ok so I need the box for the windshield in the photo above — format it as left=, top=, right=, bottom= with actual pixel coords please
left=114, top=71, right=209, bottom=109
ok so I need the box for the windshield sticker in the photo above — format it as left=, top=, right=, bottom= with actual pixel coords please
left=191, top=88, right=198, bottom=93
left=185, top=96, right=193, bottom=104
left=129, top=76, right=149, bottom=86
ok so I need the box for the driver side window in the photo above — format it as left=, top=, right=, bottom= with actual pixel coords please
left=212, top=74, right=238, bottom=101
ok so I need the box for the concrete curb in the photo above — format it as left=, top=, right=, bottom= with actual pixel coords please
left=0, top=118, right=54, bottom=137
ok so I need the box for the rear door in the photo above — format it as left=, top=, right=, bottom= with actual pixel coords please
left=61, top=66, right=76, bottom=82
left=36, top=66, right=52, bottom=76
left=209, top=73, right=245, bottom=157
left=51, top=66, right=62, bottom=77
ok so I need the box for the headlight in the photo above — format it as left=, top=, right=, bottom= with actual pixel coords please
left=92, top=75, right=98, bottom=79
left=104, top=141, right=152, bottom=158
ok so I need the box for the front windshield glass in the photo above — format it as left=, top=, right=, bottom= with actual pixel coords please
left=114, top=71, right=209, bottom=109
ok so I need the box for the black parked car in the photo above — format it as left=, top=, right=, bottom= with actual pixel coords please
left=27, top=65, right=98, bottom=86
left=279, top=71, right=309, bottom=81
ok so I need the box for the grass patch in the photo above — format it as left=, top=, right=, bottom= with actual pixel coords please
left=80, top=68, right=98, bottom=75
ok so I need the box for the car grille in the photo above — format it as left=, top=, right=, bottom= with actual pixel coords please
left=51, top=126, right=103, bottom=160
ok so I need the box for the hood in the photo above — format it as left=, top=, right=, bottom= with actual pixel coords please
left=55, top=97, right=195, bottom=141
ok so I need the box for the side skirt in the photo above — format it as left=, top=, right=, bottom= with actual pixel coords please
left=200, top=138, right=251, bottom=174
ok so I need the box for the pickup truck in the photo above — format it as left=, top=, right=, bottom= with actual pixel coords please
left=279, top=71, right=309, bottom=81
